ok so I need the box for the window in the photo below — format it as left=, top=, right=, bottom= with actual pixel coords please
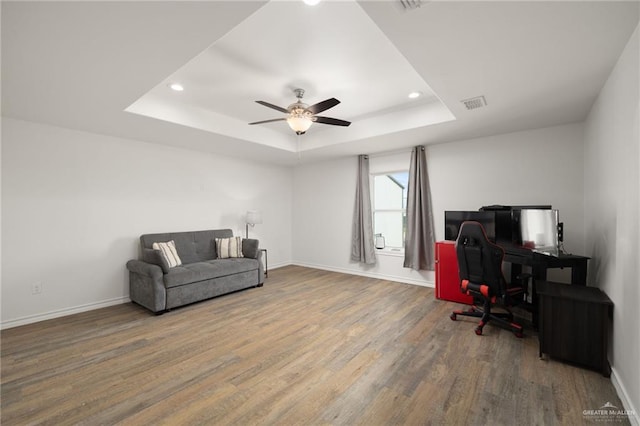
left=372, top=171, right=409, bottom=249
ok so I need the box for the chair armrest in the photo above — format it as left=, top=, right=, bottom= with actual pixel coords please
left=242, top=238, right=260, bottom=259
left=126, top=259, right=163, bottom=279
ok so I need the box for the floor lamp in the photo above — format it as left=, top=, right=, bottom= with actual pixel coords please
left=245, top=210, right=262, bottom=238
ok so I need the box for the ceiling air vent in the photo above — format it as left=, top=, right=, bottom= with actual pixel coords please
left=400, top=0, right=423, bottom=10
left=461, top=96, right=487, bottom=110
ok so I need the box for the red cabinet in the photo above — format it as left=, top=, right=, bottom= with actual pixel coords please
left=435, top=241, right=473, bottom=305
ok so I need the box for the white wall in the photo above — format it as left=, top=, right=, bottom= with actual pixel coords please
left=1, top=117, right=293, bottom=328
left=584, top=23, right=639, bottom=423
left=292, top=122, right=585, bottom=286
left=429, top=123, right=586, bottom=255
left=2, top=117, right=586, bottom=325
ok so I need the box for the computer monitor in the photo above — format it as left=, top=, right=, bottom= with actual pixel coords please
left=444, top=211, right=496, bottom=242
left=480, top=205, right=552, bottom=245
left=519, top=209, right=560, bottom=256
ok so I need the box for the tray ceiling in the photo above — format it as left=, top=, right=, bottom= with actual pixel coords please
left=2, top=1, right=638, bottom=165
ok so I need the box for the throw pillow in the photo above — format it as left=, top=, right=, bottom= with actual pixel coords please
left=152, top=240, right=182, bottom=268
left=216, top=237, right=244, bottom=259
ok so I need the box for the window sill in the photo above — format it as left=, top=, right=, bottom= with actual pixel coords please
left=375, top=248, right=405, bottom=257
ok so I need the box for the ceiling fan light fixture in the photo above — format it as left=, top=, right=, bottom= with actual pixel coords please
left=287, top=108, right=314, bottom=133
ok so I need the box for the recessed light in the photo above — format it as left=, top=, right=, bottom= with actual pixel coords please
left=408, top=91, right=422, bottom=99
left=168, top=83, right=184, bottom=92
left=304, top=0, right=321, bottom=5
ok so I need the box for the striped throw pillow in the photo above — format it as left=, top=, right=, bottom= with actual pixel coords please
left=152, top=240, right=182, bottom=268
left=216, top=237, right=244, bottom=259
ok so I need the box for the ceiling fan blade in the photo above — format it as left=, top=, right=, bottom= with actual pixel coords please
left=307, top=98, right=340, bottom=114
left=248, top=118, right=287, bottom=125
left=314, top=116, right=351, bottom=127
left=255, top=100, right=289, bottom=113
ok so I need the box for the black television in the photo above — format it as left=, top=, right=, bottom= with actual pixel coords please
left=444, top=211, right=496, bottom=242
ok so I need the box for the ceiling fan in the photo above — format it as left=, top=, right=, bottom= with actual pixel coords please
left=249, top=88, right=351, bottom=135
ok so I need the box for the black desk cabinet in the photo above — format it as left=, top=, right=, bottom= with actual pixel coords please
left=537, top=281, right=613, bottom=377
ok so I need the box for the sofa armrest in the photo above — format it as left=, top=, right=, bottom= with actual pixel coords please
left=126, top=259, right=166, bottom=313
left=126, top=259, right=163, bottom=279
left=242, top=238, right=260, bottom=259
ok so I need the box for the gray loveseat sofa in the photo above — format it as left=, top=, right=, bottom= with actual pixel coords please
left=126, top=229, right=264, bottom=313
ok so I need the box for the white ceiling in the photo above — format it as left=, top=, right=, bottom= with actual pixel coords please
left=2, top=1, right=639, bottom=166
left=126, top=0, right=453, bottom=154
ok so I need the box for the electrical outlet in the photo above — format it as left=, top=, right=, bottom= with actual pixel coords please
left=31, top=282, right=43, bottom=295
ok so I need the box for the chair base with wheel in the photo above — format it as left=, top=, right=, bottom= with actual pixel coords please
left=449, top=280, right=524, bottom=337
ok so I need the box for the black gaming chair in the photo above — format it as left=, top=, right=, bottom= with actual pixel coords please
left=449, top=221, right=525, bottom=337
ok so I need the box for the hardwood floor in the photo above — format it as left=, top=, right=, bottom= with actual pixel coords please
left=1, top=265, right=628, bottom=425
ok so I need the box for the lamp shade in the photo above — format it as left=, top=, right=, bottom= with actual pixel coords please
left=246, top=210, right=262, bottom=225
left=286, top=116, right=313, bottom=133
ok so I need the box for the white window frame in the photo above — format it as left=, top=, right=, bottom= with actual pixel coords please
left=371, top=170, right=409, bottom=253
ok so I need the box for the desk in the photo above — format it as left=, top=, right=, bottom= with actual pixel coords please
left=503, top=246, right=589, bottom=285
left=502, top=245, right=590, bottom=325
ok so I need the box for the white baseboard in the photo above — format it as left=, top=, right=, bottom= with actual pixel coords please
left=290, top=261, right=435, bottom=288
left=611, top=366, right=639, bottom=426
left=266, top=260, right=293, bottom=271
left=1, top=296, right=130, bottom=330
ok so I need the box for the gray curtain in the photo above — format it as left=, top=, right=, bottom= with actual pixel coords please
left=351, top=155, right=376, bottom=264
left=404, top=146, right=436, bottom=270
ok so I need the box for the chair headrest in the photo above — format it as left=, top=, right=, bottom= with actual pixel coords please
left=455, top=221, right=506, bottom=289
left=457, top=221, right=492, bottom=244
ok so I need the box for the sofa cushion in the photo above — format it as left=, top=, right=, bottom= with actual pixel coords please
left=216, top=237, right=244, bottom=259
left=163, top=258, right=259, bottom=288
left=152, top=240, right=182, bottom=268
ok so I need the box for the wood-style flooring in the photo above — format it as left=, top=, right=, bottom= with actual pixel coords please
left=1, top=265, right=628, bottom=425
